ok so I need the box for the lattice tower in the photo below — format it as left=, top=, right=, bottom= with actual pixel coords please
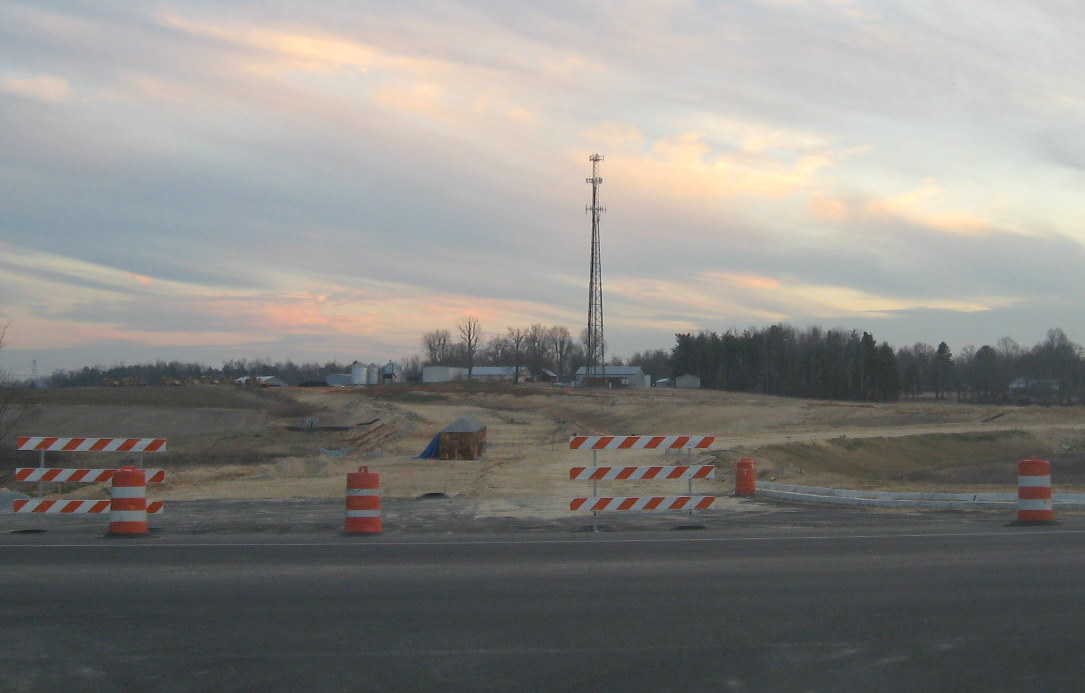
left=585, top=153, right=606, bottom=379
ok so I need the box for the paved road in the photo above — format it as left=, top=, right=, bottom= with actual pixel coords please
left=3, top=523, right=1085, bottom=692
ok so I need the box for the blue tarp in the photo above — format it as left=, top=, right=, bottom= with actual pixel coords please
left=416, top=433, right=440, bottom=459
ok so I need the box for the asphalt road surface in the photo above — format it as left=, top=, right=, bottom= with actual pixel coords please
left=3, top=522, right=1085, bottom=692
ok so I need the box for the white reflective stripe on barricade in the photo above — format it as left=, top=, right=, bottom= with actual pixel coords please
left=13, top=500, right=111, bottom=514
left=569, top=435, right=714, bottom=450
left=569, top=465, right=715, bottom=481
left=347, top=489, right=381, bottom=496
left=17, top=437, right=167, bottom=452
left=13, top=500, right=162, bottom=514
left=570, top=496, right=716, bottom=512
left=14, top=468, right=165, bottom=483
left=346, top=510, right=382, bottom=517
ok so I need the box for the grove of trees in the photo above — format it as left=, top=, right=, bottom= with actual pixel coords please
left=421, top=319, right=584, bottom=382
left=670, top=325, right=901, bottom=401
left=44, top=359, right=354, bottom=388
left=925, top=329, right=1083, bottom=405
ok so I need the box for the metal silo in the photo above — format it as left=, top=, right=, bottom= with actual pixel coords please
left=350, top=361, right=365, bottom=385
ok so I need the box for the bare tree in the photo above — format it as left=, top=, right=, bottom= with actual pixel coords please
left=506, top=327, right=527, bottom=384
left=458, top=316, right=483, bottom=381
left=0, top=326, right=32, bottom=443
left=485, top=334, right=509, bottom=364
left=547, top=326, right=573, bottom=381
left=524, top=323, right=551, bottom=379
left=421, top=329, right=453, bottom=365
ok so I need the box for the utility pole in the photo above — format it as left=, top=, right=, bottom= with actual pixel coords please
left=586, top=154, right=605, bottom=380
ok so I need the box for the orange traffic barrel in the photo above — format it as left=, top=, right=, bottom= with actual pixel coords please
left=346, top=466, right=382, bottom=534
left=109, top=466, right=148, bottom=535
left=735, top=458, right=757, bottom=496
left=1017, top=458, right=1055, bottom=524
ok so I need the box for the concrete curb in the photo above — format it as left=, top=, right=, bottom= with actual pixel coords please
left=756, top=482, right=1085, bottom=510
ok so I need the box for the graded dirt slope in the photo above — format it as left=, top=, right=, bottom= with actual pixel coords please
left=4, top=384, right=1085, bottom=503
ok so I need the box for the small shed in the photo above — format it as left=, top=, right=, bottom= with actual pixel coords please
left=676, top=374, right=701, bottom=389
left=439, top=415, right=487, bottom=460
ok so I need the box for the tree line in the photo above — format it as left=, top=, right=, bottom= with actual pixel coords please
left=670, top=325, right=901, bottom=401
left=421, top=318, right=588, bottom=382
left=44, top=359, right=355, bottom=388
left=914, top=328, right=1083, bottom=405
left=24, top=316, right=1085, bottom=406
left=668, top=324, right=1085, bottom=404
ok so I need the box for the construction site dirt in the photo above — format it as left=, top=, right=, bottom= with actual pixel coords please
left=4, top=383, right=1085, bottom=528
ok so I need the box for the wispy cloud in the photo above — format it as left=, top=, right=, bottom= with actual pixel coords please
left=4, top=1, right=1085, bottom=373
left=1, top=73, right=68, bottom=103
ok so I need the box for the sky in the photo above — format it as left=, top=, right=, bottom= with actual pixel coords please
left=3, top=0, right=1085, bottom=377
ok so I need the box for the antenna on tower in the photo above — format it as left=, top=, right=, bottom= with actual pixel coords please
left=585, top=153, right=605, bottom=381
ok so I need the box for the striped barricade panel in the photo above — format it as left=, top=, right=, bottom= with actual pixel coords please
left=568, top=435, right=714, bottom=450
left=16, top=437, right=167, bottom=452
left=13, top=500, right=164, bottom=514
left=569, top=465, right=716, bottom=481
left=14, top=468, right=166, bottom=484
left=570, top=496, right=717, bottom=512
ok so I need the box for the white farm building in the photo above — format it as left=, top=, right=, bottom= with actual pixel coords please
left=422, top=366, right=529, bottom=383
left=573, top=365, right=648, bottom=388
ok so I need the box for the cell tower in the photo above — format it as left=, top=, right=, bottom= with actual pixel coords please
left=585, top=153, right=605, bottom=380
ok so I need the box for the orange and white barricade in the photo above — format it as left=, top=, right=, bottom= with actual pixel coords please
left=569, top=435, right=717, bottom=528
left=13, top=436, right=166, bottom=532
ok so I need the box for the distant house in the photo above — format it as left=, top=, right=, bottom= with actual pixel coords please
left=423, top=366, right=467, bottom=383
left=423, top=366, right=529, bottom=383
left=235, top=375, right=287, bottom=387
left=573, top=365, right=647, bottom=388
left=536, top=369, right=560, bottom=384
left=676, top=374, right=701, bottom=389
left=470, top=366, right=529, bottom=382
left=325, top=373, right=352, bottom=387
left=1009, top=377, right=1061, bottom=403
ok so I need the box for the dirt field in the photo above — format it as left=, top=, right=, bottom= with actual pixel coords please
left=3, top=383, right=1085, bottom=503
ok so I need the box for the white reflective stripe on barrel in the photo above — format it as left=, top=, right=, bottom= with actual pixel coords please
left=110, top=486, right=146, bottom=498
left=1018, top=476, right=1051, bottom=487
left=1018, top=499, right=1054, bottom=510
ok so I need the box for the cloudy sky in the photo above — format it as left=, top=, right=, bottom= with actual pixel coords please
left=3, top=0, right=1085, bottom=376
